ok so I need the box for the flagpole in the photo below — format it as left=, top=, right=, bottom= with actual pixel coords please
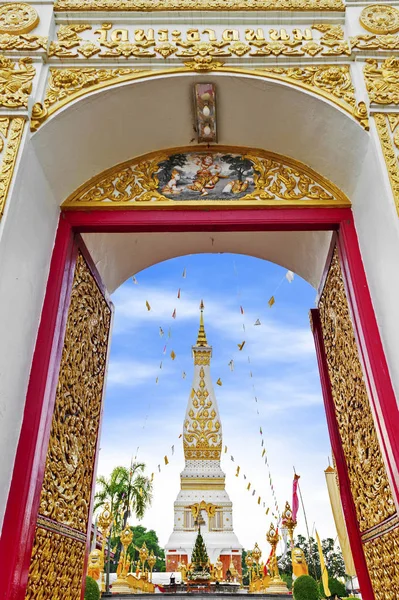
left=293, top=466, right=318, bottom=580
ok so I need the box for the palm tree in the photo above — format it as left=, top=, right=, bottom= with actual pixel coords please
left=94, top=462, right=153, bottom=532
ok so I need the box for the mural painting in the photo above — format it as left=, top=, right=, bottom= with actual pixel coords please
left=157, top=153, right=256, bottom=200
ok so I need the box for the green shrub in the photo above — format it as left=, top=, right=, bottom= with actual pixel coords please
left=84, top=576, right=100, bottom=600
left=319, top=576, right=347, bottom=598
left=293, top=575, right=319, bottom=600
left=281, top=573, right=292, bottom=591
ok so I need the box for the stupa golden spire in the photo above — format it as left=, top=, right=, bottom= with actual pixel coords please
left=196, top=300, right=208, bottom=347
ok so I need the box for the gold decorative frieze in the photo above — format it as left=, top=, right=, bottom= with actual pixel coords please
left=318, top=250, right=396, bottom=533
left=25, top=528, right=86, bottom=600
left=0, top=3, right=39, bottom=35
left=0, top=33, right=47, bottom=51
left=62, top=146, right=350, bottom=210
left=360, top=5, right=399, bottom=35
left=364, top=56, right=399, bottom=105
left=31, top=65, right=368, bottom=132
left=48, top=23, right=351, bottom=60
left=374, top=113, right=399, bottom=216
left=363, top=525, right=399, bottom=600
left=0, top=55, right=35, bottom=108
left=0, top=117, right=25, bottom=219
left=351, top=34, right=399, bottom=52
left=54, top=0, right=344, bottom=12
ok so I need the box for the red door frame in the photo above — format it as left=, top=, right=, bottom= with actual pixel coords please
left=1, top=207, right=398, bottom=600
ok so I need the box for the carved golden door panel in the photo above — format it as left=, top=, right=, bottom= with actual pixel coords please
left=25, top=251, right=112, bottom=600
left=318, top=250, right=399, bottom=600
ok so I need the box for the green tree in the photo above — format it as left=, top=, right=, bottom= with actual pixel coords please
left=125, top=525, right=165, bottom=573
left=191, top=530, right=209, bottom=571
left=293, top=575, right=319, bottom=600
left=319, top=576, right=346, bottom=598
left=322, top=538, right=346, bottom=579
left=95, top=462, right=153, bottom=532
left=241, top=550, right=250, bottom=585
left=84, top=576, right=100, bottom=600
left=278, top=534, right=346, bottom=582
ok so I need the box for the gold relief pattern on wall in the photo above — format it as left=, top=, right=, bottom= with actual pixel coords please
left=374, top=113, right=399, bottom=216
left=25, top=528, right=86, bottom=600
left=0, top=55, right=35, bottom=108
left=0, top=33, right=47, bottom=51
left=61, top=146, right=350, bottom=210
left=360, top=5, right=399, bottom=35
left=37, top=252, right=111, bottom=532
left=364, top=56, right=399, bottom=104
left=0, top=3, right=39, bottom=35
left=363, top=526, right=399, bottom=600
left=31, top=65, right=368, bottom=131
left=0, top=117, right=25, bottom=219
left=318, top=250, right=396, bottom=533
left=48, top=23, right=351, bottom=60
left=54, top=0, right=344, bottom=12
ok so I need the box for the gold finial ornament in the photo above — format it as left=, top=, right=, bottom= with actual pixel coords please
left=196, top=300, right=208, bottom=347
left=360, top=5, right=399, bottom=35
left=282, top=501, right=297, bottom=544
left=0, top=3, right=39, bottom=34
left=113, top=526, right=134, bottom=593
left=265, top=523, right=290, bottom=594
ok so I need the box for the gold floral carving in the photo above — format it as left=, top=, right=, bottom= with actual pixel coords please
left=318, top=250, right=396, bottom=533
left=184, top=366, right=222, bottom=460
left=360, top=5, right=399, bottom=35
left=37, top=252, right=111, bottom=532
left=31, top=66, right=368, bottom=132
left=374, top=113, right=399, bottom=216
left=0, top=3, right=39, bottom=35
left=363, top=525, right=399, bottom=600
left=62, top=145, right=350, bottom=210
left=194, top=352, right=211, bottom=366
left=364, top=57, right=399, bottom=104
left=54, top=0, right=344, bottom=12
left=0, top=33, right=47, bottom=51
left=25, top=528, right=86, bottom=600
left=351, top=33, right=399, bottom=52
left=0, top=117, right=25, bottom=219
left=0, top=55, right=35, bottom=108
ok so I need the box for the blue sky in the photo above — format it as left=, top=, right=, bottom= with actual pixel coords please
left=96, top=253, right=336, bottom=557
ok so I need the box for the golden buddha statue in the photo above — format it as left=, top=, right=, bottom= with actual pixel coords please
left=215, top=556, right=223, bottom=581
left=87, top=548, right=104, bottom=582
left=292, top=547, right=309, bottom=579
left=178, top=561, right=187, bottom=582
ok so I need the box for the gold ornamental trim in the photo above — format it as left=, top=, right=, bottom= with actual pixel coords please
left=0, top=117, right=25, bottom=219
left=54, top=0, right=344, bottom=12
left=31, top=65, right=368, bottom=133
left=363, top=524, right=399, bottom=600
left=360, top=5, right=399, bottom=35
left=364, top=57, right=399, bottom=105
left=361, top=512, right=399, bottom=542
left=61, top=145, right=350, bottom=211
left=0, top=3, right=39, bottom=35
left=0, top=55, right=35, bottom=108
left=374, top=113, right=399, bottom=216
left=181, top=479, right=225, bottom=490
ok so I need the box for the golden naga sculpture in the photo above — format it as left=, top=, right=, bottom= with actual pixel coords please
left=265, top=523, right=290, bottom=594
left=292, top=547, right=309, bottom=579
left=0, top=54, right=35, bottom=108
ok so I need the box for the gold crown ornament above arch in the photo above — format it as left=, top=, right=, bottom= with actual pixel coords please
left=62, top=146, right=351, bottom=210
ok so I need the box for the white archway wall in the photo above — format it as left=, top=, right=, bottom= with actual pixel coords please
left=1, top=73, right=399, bottom=535
left=82, top=230, right=332, bottom=293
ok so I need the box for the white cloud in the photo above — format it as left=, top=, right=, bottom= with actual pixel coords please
left=107, top=359, right=169, bottom=387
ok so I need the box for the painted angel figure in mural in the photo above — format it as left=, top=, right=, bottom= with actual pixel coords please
left=187, top=155, right=225, bottom=196
left=162, top=169, right=182, bottom=195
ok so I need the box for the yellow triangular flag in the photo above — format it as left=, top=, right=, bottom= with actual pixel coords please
left=216, top=378, right=222, bottom=386
left=238, top=341, right=246, bottom=351
left=179, top=434, right=183, bottom=438
left=266, top=508, right=270, bottom=515
left=247, top=483, right=251, bottom=491
left=316, top=530, right=331, bottom=597
left=224, top=445, right=228, bottom=453
left=151, top=473, right=154, bottom=481
left=268, top=296, right=275, bottom=308
left=164, top=455, right=169, bottom=465
left=258, top=496, right=261, bottom=505
left=146, top=300, right=151, bottom=311
left=155, top=377, right=159, bottom=384
left=262, top=448, right=266, bottom=457
left=170, top=350, right=176, bottom=360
